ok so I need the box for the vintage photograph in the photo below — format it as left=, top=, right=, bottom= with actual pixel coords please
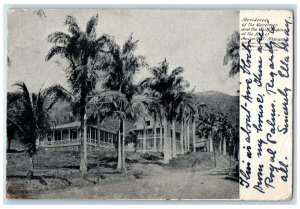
left=6, top=9, right=240, bottom=199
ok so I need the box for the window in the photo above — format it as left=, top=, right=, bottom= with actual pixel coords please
left=138, top=130, right=143, bottom=136
left=146, top=129, right=153, bottom=135
left=105, top=132, right=108, bottom=142
left=159, top=128, right=164, bottom=134
left=108, top=133, right=112, bottom=143
left=70, top=129, right=77, bottom=139
left=86, top=128, right=90, bottom=139
left=100, top=131, right=104, bottom=141
left=113, top=134, right=117, bottom=143
left=91, top=128, right=96, bottom=139
left=55, top=131, right=61, bottom=141
left=47, top=135, right=52, bottom=142
left=146, top=120, right=151, bottom=126
left=147, top=138, right=154, bottom=150
left=138, top=141, right=143, bottom=149
left=156, top=128, right=160, bottom=134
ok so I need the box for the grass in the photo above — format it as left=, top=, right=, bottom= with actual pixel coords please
left=6, top=148, right=238, bottom=199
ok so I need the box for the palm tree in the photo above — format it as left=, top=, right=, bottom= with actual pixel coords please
left=141, top=59, right=190, bottom=163
left=46, top=14, right=114, bottom=174
left=217, top=113, right=233, bottom=156
left=197, top=111, right=216, bottom=152
left=223, top=31, right=240, bottom=77
left=194, top=102, right=207, bottom=152
left=147, top=104, right=162, bottom=152
left=7, top=82, right=66, bottom=178
left=98, top=34, right=147, bottom=172
left=90, top=91, right=158, bottom=172
left=175, top=94, right=188, bottom=154
left=175, top=91, right=198, bottom=154
left=140, top=86, right=164, bottom=153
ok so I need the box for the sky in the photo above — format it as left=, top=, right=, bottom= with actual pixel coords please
left=7, top=9, right=239, bottom=95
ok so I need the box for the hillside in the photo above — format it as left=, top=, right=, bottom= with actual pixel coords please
left=194, top=90, right=239, bottom=125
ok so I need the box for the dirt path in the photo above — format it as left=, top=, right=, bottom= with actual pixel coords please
left=32, top=160, right=238, bottom=200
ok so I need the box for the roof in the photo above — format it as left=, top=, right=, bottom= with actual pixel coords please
left=52, top=121, right=117, bottom=134
left=132, top=117, right=183, bottom=133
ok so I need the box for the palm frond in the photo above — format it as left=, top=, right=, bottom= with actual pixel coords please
left=122, top=33, right=139, bottom=55
left=224, top=31, right=240, bottom=77
left=171, top=67, right=184, bottom=75
left=64, top=15, right=81, bottom=36
left=7, top=92, right=22, bottom=106
left=229, top=58, right=240, bottom=77
left=45, top=46, right=68, bottom=61
left=86, top=14, right=98, bottom=37
left=47, top=32, right=71, bottom=45
left=13, top=82, right=33, bottom=108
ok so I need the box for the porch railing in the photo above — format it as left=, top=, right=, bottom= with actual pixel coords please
left=40, top=137, right=115, bottom=150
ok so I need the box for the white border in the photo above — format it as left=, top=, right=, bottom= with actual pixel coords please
left=1, top=0, right=299, bottom=208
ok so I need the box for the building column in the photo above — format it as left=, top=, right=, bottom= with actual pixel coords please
left=193, top=117, right=196, bottom=152
left=61, top=130, right=63, bottom=141
left=172, top=119, right=177, bottom=158
left=68, top=129, right=71, bottom=150
left=89, top=127, right=92, bottom=152
left=183, top=118, right=187, bottom=153
left=143, top=126, right=146, bottom=153
left=160, top=125, right=163, bottom=152
left=153, top=123, right=157, bottom=152
left=69, top=129, right=71, bottom=142
left=187, top=119, right=190, bottom=152
left=181, top=119, right=184, bottom=154
left=52, top=130, right=55, bottom=145
left=97, top=110, right=101, bottom=147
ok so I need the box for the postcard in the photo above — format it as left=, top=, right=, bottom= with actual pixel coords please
left=5, top=9, right=293, bottom=200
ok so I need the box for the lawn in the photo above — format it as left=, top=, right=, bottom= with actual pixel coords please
left=6, top=149, right=239, bottom=199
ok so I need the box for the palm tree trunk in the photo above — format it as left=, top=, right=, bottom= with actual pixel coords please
left=7, top=137, right=11, bottom=152
left=180, top=119, right=184, bottom=154
left=237, top=143, right=240, bottom=161
left=117, top=119, right=126, bottom=172
left=183, top=118, right=187, bottom=153
left=160, top=123, right=163, bottom=152
left=97, top=110, right=101, bottom=147
left=97, top=112, right=101, bottom=181
left=168, top=121, right=172, bottom=160
left=206, top=136, right=210, bottom=152
left=143, top=124, right=146, bottom=153
left=214, top=150, right=216, bottom=168
left=172, top=119, right=177, bottom=158
left=192, top=117, right=196, bottom=152
left=27, top=154, right=34, bottom=179
left=233, top=144, right=236, bottom=158
left=223, top=137, right=227, bottom=156
left=117, top=120, right=122, bottom=171
left=121, top=120, right=126, bottom=172
left=209, top=131, right=213, bottom=152
left=187, top=119, right=190, bottom=153
left=80, top=113, right=87, bottom=174
left=153, top=121, right=157, bottom=152
left=163, top=117, right=170, bottom=164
